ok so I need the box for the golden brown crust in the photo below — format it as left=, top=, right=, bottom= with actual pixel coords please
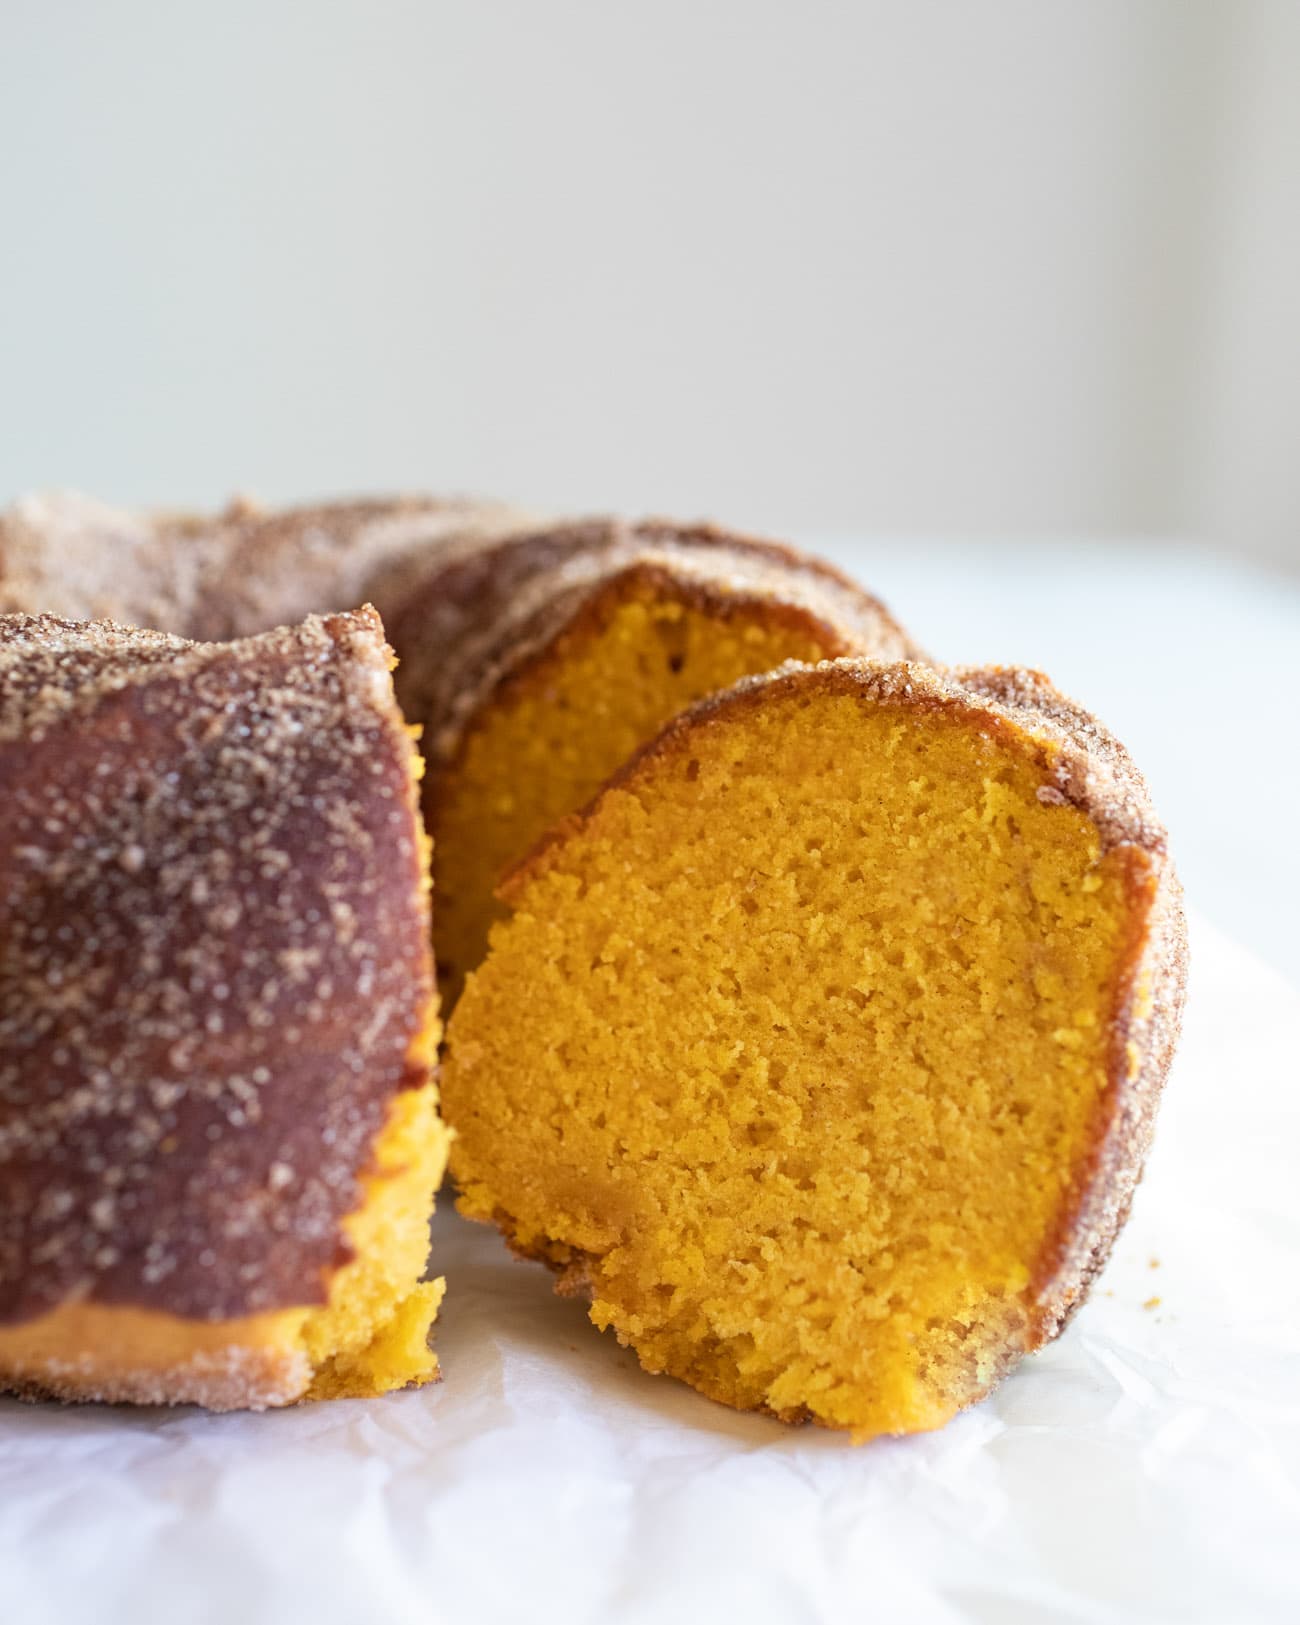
left=495, top=656, right=1187, bottom=1365
left=0, top=608, right=435, bottom=1327
left=0, top=1300, right=311, bottom=1410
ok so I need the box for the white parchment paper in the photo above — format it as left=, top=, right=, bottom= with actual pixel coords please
left=2, top=912, right=1297, bottom=1625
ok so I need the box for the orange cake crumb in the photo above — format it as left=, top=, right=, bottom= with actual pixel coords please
left=442, top=660, right=1185, bottom=1437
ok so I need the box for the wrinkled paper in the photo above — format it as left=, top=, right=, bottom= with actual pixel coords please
left=2, top=912, right=1297, bottom=1625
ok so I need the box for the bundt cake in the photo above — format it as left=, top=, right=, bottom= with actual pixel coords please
left=441, top=659, right=1186, bottom=1438
left=0, top=488, right=1185, bottom=1437
left=381, top=520, right=925, bottom=998
left=0, top=608, right=450, bottom=1410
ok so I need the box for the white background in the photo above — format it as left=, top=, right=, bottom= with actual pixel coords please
left=1, top=1, right=1298, bottom=569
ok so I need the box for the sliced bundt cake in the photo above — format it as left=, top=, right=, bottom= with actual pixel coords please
left=0, top=609, right=450, bottom=1409
left=2, top=496, right=924, bottom=1004
left=441, top=659, right=1186, bottom=1438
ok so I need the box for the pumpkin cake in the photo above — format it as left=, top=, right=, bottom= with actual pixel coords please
left=441, top=659, right=1186, bottom=1438
left=0, top=608, right=450, bottom=1409
left=382, top=519, right=925, bottom=999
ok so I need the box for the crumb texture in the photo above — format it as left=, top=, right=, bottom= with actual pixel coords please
left=443, top=660, right=1184, bottom=1437
left=431, top=576, right=838, bottom=996
left=404, top=520, right=924, bottom=997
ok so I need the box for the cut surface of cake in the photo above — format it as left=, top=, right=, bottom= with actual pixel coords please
left=442, top=659, right=1185, bottom=1437
left=383, top=520, right=925, bottom=999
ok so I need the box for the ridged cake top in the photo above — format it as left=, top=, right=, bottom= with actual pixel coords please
left=0, top=609, right=434, bottom=1324
left=0, top=491, right=533, bottom=642
left=1, top=498, right=924, bottom=768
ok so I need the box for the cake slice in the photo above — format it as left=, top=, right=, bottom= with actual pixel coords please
left=441, top=659, right=1186, bottom=1438
left=0, top=608, right=449, bottom=1409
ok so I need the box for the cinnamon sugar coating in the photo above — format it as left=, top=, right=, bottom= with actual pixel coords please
left=0, top=609, right=433, bottom=1325
left=0, top=497, right=922, bottom=758
left=0, top=491, right=532, bottom=643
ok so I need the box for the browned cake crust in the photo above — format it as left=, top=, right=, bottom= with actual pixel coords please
left=948, top=664, right=1187, bottom=1338
left=182, top=496, right=534, bottom=643
left=0, top=499, right=921, bottom=753
left=0, top=608, right=433, bottom=1328
left=0, top=494, right=224, bottom=632
left=497, top=657, right=1187, bottom=1362
left=381, top=517, right=927, bottom=766
left=0, top=492, right=533, bottom=644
